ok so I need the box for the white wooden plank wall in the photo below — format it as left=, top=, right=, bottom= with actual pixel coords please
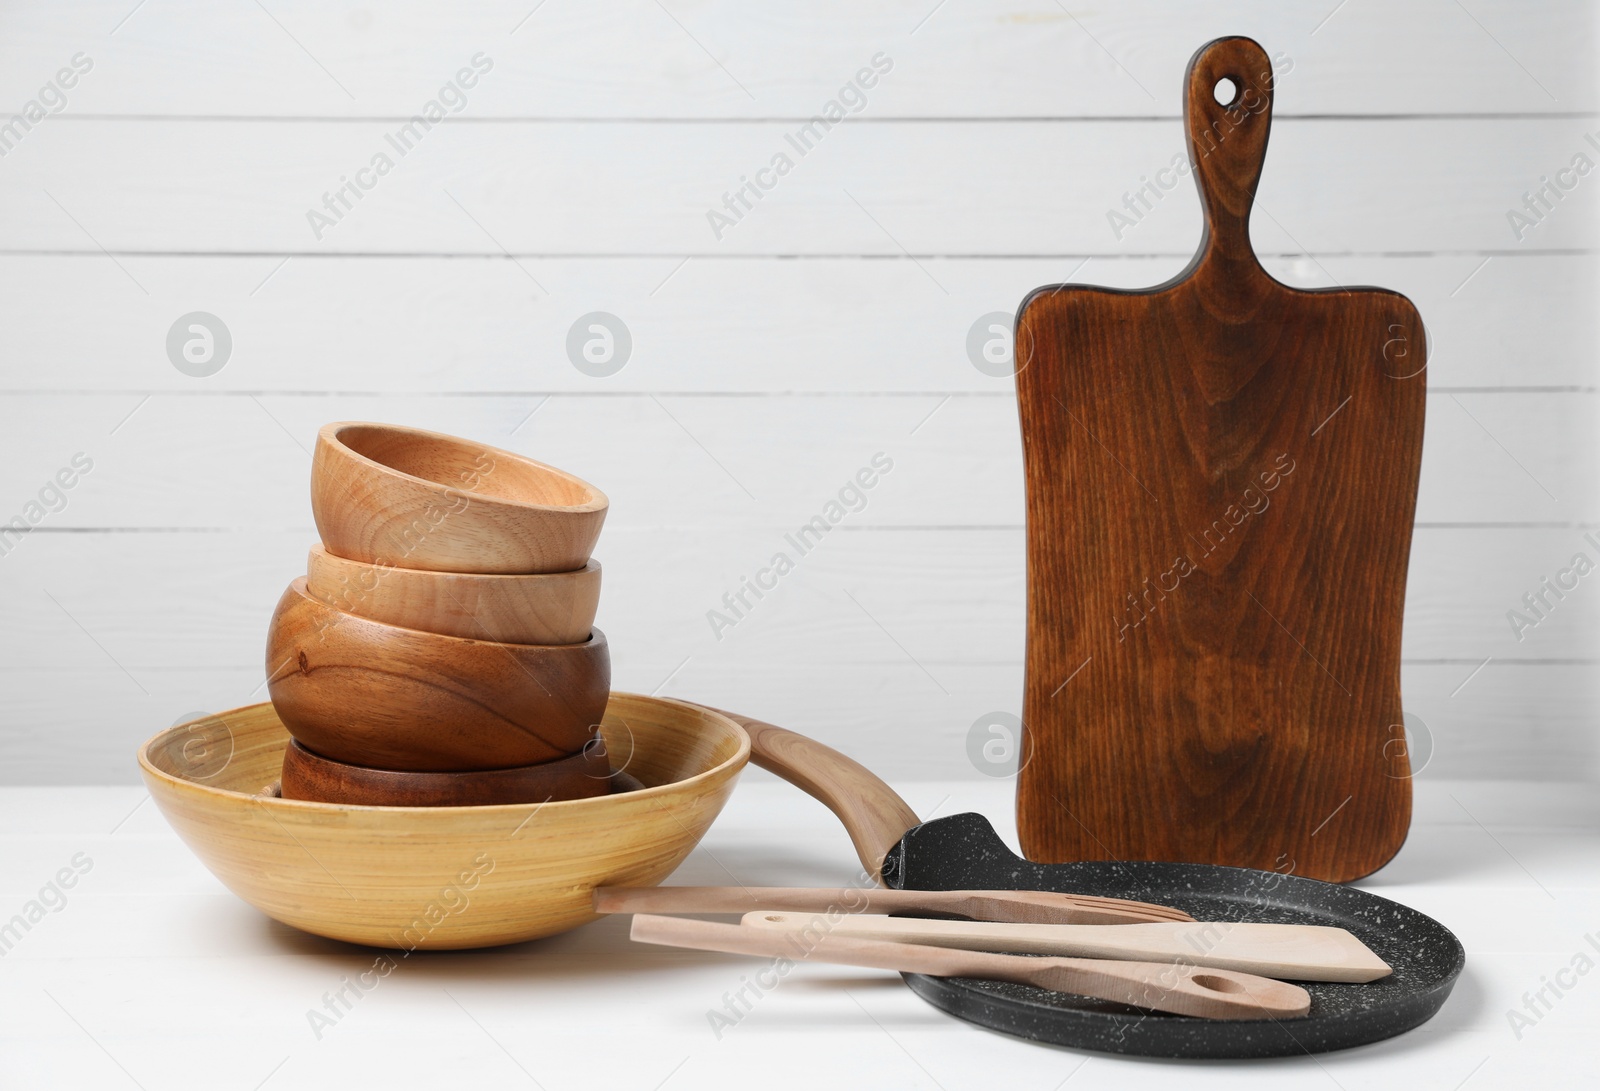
left=0, top=1, right=1594, bottom=783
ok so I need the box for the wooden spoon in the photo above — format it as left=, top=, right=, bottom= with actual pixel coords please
left=630, top=914, right=1311, bottom=1020
left=744, top=912, right=1391, bottom=983
left=596, top=885, right=1194, bottom=926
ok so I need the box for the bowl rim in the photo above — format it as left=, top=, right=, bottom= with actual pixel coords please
left=306, top=544, right=602, bottom=586
left=280, top=576, right=608, bottom=652
left=138, top=693, right=750, bottom=815
left=281, top=734, right=611, bottom=782
left=318, top=421, right=610, bottom=515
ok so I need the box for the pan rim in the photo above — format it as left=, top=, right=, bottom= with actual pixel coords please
left=884, top=828, right=1465, bottom=1058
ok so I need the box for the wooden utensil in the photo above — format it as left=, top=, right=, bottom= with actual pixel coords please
left=682, top=707, right=1462, bottom=1058
left=744, top=912, right=1392, bottom=983
left=630, top=913, right=1311, bottom=1020
left=706, top=708, right=1186, bottom=925
left=266, top=578, right=610, bottom=771
left=595, top=885, right=1194, bottom=926
left=306, top=545, right=601, bottom=645
left=1012, top=36, right=1426, bottom=881
left=312, top=421, right=608, bottom=574
left=278, top=738, right=614, bottom=807
left=138, top=695, right=747, bottom=949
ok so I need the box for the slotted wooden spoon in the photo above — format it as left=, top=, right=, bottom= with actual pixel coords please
left=631, top=914, right=1311, bottom=1021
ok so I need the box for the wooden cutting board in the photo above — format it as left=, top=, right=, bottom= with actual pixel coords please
left=1013, top=37, right=1426, bottom=883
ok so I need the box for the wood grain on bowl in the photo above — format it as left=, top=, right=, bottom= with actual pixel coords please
left=305, top=545, right=601, bottom=645
left=279, top=738, right=614, bottom=807
left=137, top=696, right=748, bottom=949
left=312, top=421, right=608, bottom=574
left=266, top=578, right=610, bottom=771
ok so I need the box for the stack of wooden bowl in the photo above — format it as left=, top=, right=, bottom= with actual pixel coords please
left=265, top=422, right=616, bottom=807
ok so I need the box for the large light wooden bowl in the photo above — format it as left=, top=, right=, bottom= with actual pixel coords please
left=305, top=545, right=601, bottom=645
left=312, top=421, right=608, bottom=574
left=266, top=578, right=610, bottom=771
left=138, top=696, right=748, bottom=949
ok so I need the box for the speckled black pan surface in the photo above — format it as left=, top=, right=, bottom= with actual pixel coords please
left=880, top=813, right=1465, bottom=1059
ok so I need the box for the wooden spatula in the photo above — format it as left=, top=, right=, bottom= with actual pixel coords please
left=744, top=911, right=1390, bottom=983
left=595, top=885, right=1194, bottom=925
left=630, top=914, right=1310, bottom=1020
left=1013, top=36, right=1426, bottom=882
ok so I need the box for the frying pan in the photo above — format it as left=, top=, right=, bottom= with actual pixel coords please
left=723, top=709, right=1464, bottom=1059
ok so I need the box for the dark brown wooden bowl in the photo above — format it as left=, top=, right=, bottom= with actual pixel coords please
left=279, top=739, right=615, bottom=806
left=266, top=578, right=610, bottom=771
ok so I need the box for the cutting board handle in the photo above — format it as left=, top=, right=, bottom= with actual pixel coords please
left=1182, top=36, right=1277, bottom=285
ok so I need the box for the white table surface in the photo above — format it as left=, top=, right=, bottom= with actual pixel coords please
left=1, top=775, right=1595, bottom=1091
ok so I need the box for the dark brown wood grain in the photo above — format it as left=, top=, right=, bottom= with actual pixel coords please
left=266, top=578, right=611, bottom=771
left=1014, top=37, right=1426, bottom=883
left=279, top=738, right=614, bottom=806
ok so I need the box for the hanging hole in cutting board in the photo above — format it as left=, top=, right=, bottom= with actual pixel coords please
left=1213, top=77, right=1238, bottom=106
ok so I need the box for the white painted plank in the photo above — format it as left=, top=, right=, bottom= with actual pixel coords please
left=0, top=253, right=1590, bottom=393
left=0, top=526, right=1591, bottom=687
left=1399, top=663, right=1600, bottom=781
left=1, top=658, right=1591, bottom=784
left=645, top=661, right=1596, bottom=784
left=0, top=0, right=1588, bottom=118
left=0, top=0, right=1592, bottom=795
left=0, top=390, right=1591, bottom=531
left=0, top=118, right=1593, bottom=255
left=1420, top=390, right=1599, bottom=524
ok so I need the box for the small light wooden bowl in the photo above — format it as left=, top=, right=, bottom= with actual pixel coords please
left=139, top=696, right=748, bottom=949
left=304, top=545, right=601, bottom=645
left=279, top=738, right=614, bottom=807
left=311, top=421, right=608, bottom=574
left=266, top=578, right=610, bottom=771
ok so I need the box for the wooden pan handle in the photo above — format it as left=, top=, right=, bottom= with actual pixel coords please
left=1183, top=36, right=1277, bottom=281
left=694, top=706, right=920, bottom=883
left=630, top=914, right=1310, bottom=1020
